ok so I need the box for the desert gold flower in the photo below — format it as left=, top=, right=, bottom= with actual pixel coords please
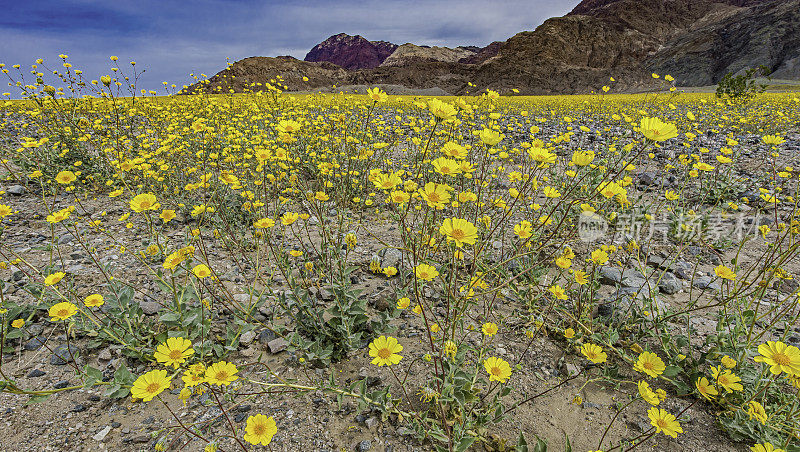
left=637, top=381, right=660, bottom=406
left=714, top=264, right=736, bottom=280
left=478, top=128, right=503, bottom=146
left=648, top=407, right=683, bottom=438
left=49, top=302, right=78, bottom=321
left=634, top=351, right=665, bottom=378
left=419, top=182, right=451, bottom=209
left=369, top=335, right=403, bottom=366
left=55, top=170, right=77, bottom=184
left=280, top=212, right=299, bottom=226
left=427, top=98, right=457, bottom=121
left=581, top=343, right=607, bottom=364
left=130, top=193, right=160, bottom=212
left=711, top=365, right=743, bottom=392
left=276, top=119, right=301, bottom=133
left=244, top=414, right=277, bottom=446
left=751, top=443, right=785, bottom=452
left=414, top=263, right=439, bottom=281
left=721, top=355, right=736, bottom=368
left=640, top=117, right=678, bottom=141
left=548, top=284, right=568, bottom=300
left=192, top=264, right=212, bottom=278
left=254, top=218, right=275, bottom=228
left=514, top=220, right=533, bottom=239
left=84, top=294, right=104, bottom=307
left=484, top=356, right=512, bottom=383
left=160, top=209, right=176, bottom=223
left=11, top=319, right=24, bottom=328
left=154, top=337, right=194, bottom=368
left=571, top=150, right=595, bottom=166
left=754, top=341, right=800, bottom=376
left=205, top=361, right=239, bottom=385
left=695, top=377, right=718, bottom=401
left=44, top=272, right=65, bottom=286
left=762, top=135, right=786, bottom=145
left=590, top=249, right=609, bottom=265
left=441, top=141, right=468, bottom=159
left=439, top=218, right=477, bottom=247
left=396, top=297, right=410, bottom=309
left=131, top=369, right=171, bottom=402
left=366, top=87, right=388, bottom=103
left=747, top=401, right=768, bottom=425
left=0, top=204, right=13, bottom=218
left=482, top=322, right=498, bottom=336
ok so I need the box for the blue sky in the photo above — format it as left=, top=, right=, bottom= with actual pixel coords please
left=1, top=0, right=575, bottom=95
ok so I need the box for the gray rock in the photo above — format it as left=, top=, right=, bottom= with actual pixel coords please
left=637, top=171, right=660, bottom=186
left=97, top=348, right=112, bottom=361
left=27, top=369, right=46, bottom=377
left=357, top=440, right=372, bottom=451
left=138, top=297, right=163, bottom=315
left=267, top=337, right=289, bottom=354
left=658, top=272, right=682, bottom=294
left=371, top=290, right=394, bottom=312
left=7, top=185, right=25, bottom=195
left=693, top=276, right=720, bottom=292
left=599, top=267, right=645, bottom=287
left=51, top=344, right=80, bottom=365
left=673, top=261, right=694, bottom=279
left=93, top=425, right=112, bottom=442
left=777, top=278, right=800, bottom=294
left=258, top=329, right=277, bottom=344
left=239, top=330, right=256, bottom=346
left=380, top=248, right=404, bottom=269
left=24, top=336, right=47, bottom=351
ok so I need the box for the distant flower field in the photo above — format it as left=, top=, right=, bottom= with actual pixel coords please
left=1, top=58, right=800, bottom=451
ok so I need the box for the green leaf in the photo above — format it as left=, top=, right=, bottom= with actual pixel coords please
left=516, top=432, right=528, bottom=452
left=455, top=436, right=475, bottom=452
left=533, top=435, right=548, bottom=452
left=26, top=394, right=51, bottom=405
left=113, top=363, right=135, bottom=386
left=82, top=365, right=103, bottom=387
left=662, top=365, right=681, bottom=377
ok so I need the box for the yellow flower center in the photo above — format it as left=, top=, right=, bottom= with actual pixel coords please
left=253, top=423, right=265, bottom=435
left=57, top=308, right=69, bottom=317
left=427, top=193, right=440, bottom=203
left=378, top=348, right=392, bottom=359
left=656, top=418, right=668, bottom=429
left=450, top=229, right=465, bottom=241
left=491, top=366, right=502, bottom=376
left=214, top=371, right=228, bottom=381
left=772, top=352, right=790, bottom=366
left=643, top=361, right=654, bottom=370
left=146, top=382, right=161, bottom=394
left=169, top=349, right=184, bottom=360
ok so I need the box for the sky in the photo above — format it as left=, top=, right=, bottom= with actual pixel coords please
left=1, top=0, right=576, bottom=96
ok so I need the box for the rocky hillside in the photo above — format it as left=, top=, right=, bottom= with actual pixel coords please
left=380, top=44, right=479, bottom=67
left=304, top=33, right=397, bottom=70
left=646, top=0, right=800, bottom=84
left=184, top=0, right=799, bottom=95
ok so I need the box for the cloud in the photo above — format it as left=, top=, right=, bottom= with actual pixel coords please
left=1, top=0, right=577, bottom=96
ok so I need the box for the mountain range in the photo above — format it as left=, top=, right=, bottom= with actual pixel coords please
left=183, top=0, right=800, bottom=95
